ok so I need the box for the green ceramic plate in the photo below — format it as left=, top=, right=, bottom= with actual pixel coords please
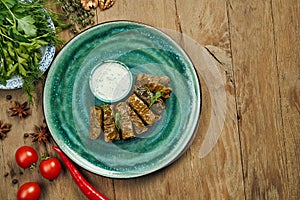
left=44, top=21, right=201, bottom=178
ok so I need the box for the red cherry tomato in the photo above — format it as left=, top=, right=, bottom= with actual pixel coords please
left=15, top=146, right=38, bottom=169
left=39, top=157, right=62, bottom=180
left=17, top=182, right=41, bottom=200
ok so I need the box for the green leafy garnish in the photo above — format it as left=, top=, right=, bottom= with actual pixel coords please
left=150, top=91, right=163, bottom=107
left=114, top=112, right=121, bottom=132
left=0, top=0, right=64, bottom=102
left=17, top=16, right=37, bottom=36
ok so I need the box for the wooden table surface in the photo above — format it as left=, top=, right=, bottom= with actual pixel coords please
left=1, top=0, right=299, bottom=199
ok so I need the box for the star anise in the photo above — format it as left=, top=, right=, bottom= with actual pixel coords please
left=0, top=120, right=11, bottom=139
left=9, top=101, right=30, bottom=120
left=29, top=124, right=51, bottom=145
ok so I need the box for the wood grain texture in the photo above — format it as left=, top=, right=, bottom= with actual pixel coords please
left=1, top=0, right=299, bottom=199
left=271, top=0, right=300, bottom=198
left=228, top=0, right=299, bottom=199
left=176, top=1, right=244, bottom=200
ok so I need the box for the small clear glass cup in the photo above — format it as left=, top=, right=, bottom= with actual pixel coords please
left=89, top=60, right=133, bottom=103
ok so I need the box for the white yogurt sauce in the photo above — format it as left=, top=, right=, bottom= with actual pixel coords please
left=90, top=61, right=133, bottom=102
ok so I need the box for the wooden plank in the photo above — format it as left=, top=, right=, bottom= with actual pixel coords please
left=175, top=0, right=245, bottom=199
left=271, top=0, right=300, bottom=198
left=228, top=0, right=290, bottom=199
left=0, top=86, right=41, bottom=200
left=97, top=0, right=178, bottom=29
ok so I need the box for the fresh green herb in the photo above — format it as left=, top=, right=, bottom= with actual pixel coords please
left=102, top=104, right=109, bottom=111
left=114, top=112, right=121, bottom=132
left=0, top=0, right=63, bottom=102
left=150, top=91, right=163, bottom=107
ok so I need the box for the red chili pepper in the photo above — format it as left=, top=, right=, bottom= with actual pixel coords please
left=52, top=146, right=109, bottom=200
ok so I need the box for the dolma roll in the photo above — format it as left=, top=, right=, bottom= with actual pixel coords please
left=136, top=74, right=170, bottom=87
left=128, top=107, right=148, bottom=135
left=102, top=104, right=120, bottom=142
left=134, top=86, right=166, bottom=115
left=127, top=93, right=159, bottom=125
left=144, top=82, right=172, bottom=99
left=89, top=106, right=103, bottom=140
left=135, top=74, right=172, bottom=99
left=114, top=102, right=135, bottom=140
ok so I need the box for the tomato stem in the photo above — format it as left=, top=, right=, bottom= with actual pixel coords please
left=29, top=163, right=36, bottom=170
left=41, top=154, right=50, bottom=161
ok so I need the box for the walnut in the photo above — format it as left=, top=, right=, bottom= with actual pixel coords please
left=81, top=0, right=99, bottom=11
left=99, top=0, right=115, bottom=10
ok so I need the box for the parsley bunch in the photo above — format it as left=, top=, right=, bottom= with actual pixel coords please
left=0, top=0, right=63, bottom=101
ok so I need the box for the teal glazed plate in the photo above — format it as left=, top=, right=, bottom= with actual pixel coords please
left=44, top=21, right=201, bottom=178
